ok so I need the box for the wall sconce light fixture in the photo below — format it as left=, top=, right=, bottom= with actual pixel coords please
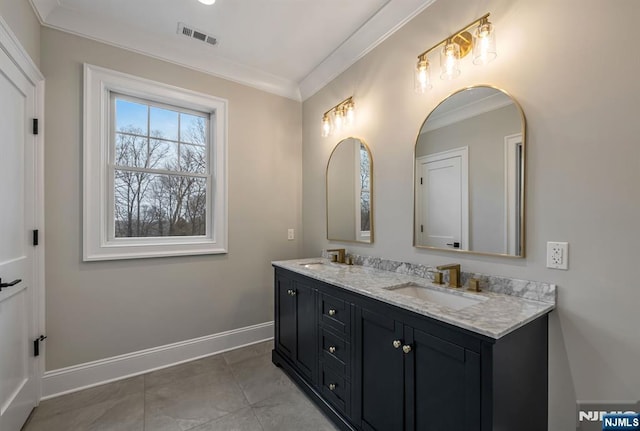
left=321, top=96, right=355, bottom=137
left=415, top=13, right=496, bottom=93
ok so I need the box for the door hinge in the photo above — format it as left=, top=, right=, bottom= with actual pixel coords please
left=420, top=225, right=424, bottom=233
left=32, top=118, right=39, bottom=135
left=420, top=177, right=423, bottom=185
left=34, top=335, right=47, bottom=357
left=33, top=229, right=39, bottom=246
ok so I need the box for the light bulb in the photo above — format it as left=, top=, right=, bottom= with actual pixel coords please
left=321, top=114, right=332, bottom=137
left=440, top=40, right=461, bottom=80
left=198, top=0, right=216, bottom=5
left=414, top=56, right=432, bottom=93
left=473, top=19, right=497, bottom=65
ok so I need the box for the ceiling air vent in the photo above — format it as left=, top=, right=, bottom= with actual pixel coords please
left=177, top=22, right=218, bottom=47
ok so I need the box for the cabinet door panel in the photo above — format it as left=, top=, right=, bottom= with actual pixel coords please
left=295, top=281, right=317, bottom=380
left=275, top=275, right=296, bottom=359
left=359, top=308, right=404, bottom=431
left=407, top=328, right=481, bottom=431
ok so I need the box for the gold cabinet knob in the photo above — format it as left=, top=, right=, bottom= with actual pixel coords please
left=328, top=309, right=336, bottom=316
left=329, top=383, right=336, bottom=391
left=402, top=345, right=412, bottom=354
left=329, top=346, right=336, bottom=354
left=392, top=340, right=402, bottom=349
left=289, top=289, right=296, bottom=296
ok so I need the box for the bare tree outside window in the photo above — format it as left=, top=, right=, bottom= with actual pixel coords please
left=112, top=97, right=209, bottom=238
left=359, top=143, right=371, bottom=232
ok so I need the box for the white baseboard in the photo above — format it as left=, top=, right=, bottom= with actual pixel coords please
left=42, top=321, right=274, bottom=400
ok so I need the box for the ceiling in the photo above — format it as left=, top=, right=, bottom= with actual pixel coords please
left=30, top=0, right=437, bottom=100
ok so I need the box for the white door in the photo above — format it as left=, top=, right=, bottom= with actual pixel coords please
left=0, top=36, right=39, bottom=431
left=415, top=148, right=469, bottom=249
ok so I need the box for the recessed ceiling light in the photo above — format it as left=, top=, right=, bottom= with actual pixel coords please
left=198, top=0, right=216, bottom=5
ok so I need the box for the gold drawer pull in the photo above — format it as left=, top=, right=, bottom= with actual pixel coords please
left=393, top=340, right=402, bottom=349
left=329, top=346, right=336, bottom=354
left=329, top=383, right=336, bottom=391
left=402, top=345, right=412, bottom=354
left=328, top=309, right=336, bottom=316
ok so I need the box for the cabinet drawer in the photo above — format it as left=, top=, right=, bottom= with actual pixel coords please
left=320, top=293, right=351, bottom=334
left=320, top=364, right=351, bottom=416
left=320, top=329, right=350, bottom=376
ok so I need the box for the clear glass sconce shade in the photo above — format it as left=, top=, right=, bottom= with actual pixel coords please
left=321, top=115, right=332, bottom=137
left=472, top=20, right=497, bottom=65
left=345, top=102, right=355, bottom=126
left=333, top=108, right=345, bottom=132
left=198, top=0, right=216, bottom=4
left=414, top=57, right=432, bottom=93
left=440, top=41, right=461, bottom=80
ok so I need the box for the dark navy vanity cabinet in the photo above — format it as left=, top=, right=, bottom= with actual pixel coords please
left=272, top=267, right=549, bottom=431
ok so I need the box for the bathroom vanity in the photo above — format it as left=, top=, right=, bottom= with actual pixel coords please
left=271, top=258, right=555, bottom=431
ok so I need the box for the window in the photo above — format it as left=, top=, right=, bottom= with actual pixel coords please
left=356, top=143, right=371, bottom=241
left=84, top=64, right=227, bottom=260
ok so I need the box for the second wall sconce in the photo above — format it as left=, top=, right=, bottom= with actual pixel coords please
left=321, top=96, right=355, bottom=138
left=415, top=13, right=496, bottom=93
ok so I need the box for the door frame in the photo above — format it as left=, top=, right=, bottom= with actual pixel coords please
left=0, top=15, right=46, bottom=402
left=504, top=133, right=523, bottom=255
left=415, top=147, right=469, bottom=249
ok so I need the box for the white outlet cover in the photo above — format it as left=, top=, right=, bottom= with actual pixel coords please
left=287, top=229, right=295, bottom=240
left=546, top=241, right=569, bottom=270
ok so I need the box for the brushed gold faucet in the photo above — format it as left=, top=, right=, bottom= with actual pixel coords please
left=436, top=263, right=461, bottom=288
left=326, top=248, right=346, bottom=264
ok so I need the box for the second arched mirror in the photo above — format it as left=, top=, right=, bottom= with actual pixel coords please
left=327, top=137, right=373, bottom=243
left=413, top=86, right=525, bottom=257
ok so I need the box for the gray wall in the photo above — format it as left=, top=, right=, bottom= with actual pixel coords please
left=416, top=105, right=521, bottom=252
left=41, top=27, right=302, bottom=370
left=0, top=0, right=40, bottom=66
left=302, top=0, right=640, bottom=429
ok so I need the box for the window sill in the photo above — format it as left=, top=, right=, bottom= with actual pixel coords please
left=83, top=240, right=227, bottom=261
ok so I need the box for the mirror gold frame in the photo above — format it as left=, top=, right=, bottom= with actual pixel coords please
left=413, top=85, right=526, bottom=258
left=326, top=137, right=374, bottom=244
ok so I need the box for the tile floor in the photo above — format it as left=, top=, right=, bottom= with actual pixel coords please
left=22, top=341, right=339, bottom=431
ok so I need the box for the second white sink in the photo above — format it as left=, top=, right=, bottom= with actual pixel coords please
left=386, top=282, right=487, bottom=311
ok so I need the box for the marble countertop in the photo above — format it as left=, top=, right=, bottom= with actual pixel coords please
left=272, top=258, right=555, bottom=340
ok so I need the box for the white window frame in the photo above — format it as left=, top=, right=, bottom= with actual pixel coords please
left=83, top=64, right=228, bottom=261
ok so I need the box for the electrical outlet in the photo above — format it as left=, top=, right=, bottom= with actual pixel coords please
left=546, top=241, right=568, bottom=270
left=287, top=229, right=295, bottom=240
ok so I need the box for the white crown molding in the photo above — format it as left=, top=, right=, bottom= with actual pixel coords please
left=42, top=321, right=274, bottom=399
left=298, top=0, right=438, bottom=100
left=28, top=0, right=60, bottom=24
left=29, top=0, right=437, bottom=101
left=421, top=92, right=514, bottom=133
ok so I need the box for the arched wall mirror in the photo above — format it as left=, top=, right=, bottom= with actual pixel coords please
left=327, top=137, right=373, bottom=243
left=413, top=86, right=525, bottom=257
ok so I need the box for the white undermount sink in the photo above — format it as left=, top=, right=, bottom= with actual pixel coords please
left=385, top=282, right=487, bottom=311
left=299, top=261, right=335, bottom=269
